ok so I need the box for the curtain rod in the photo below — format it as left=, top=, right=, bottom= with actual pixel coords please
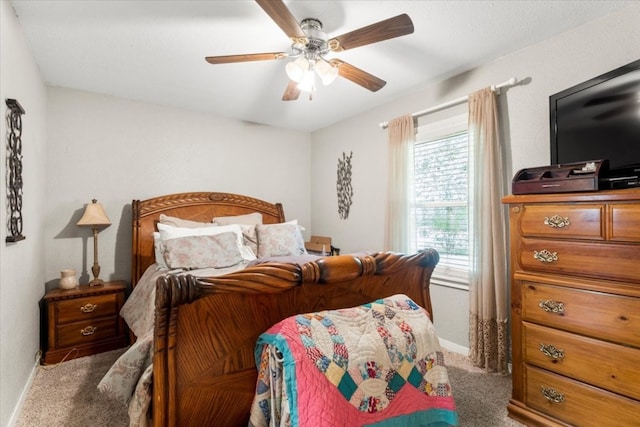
left=379, top=77, right=518, bottom=129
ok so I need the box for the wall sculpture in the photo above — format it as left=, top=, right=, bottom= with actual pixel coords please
left=5, top=98, right=26, bottom=242
left=337, top=151, right=353, bottom=220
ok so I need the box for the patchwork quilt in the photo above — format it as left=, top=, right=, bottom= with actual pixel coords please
left=248, top=294, right=459, bottom=427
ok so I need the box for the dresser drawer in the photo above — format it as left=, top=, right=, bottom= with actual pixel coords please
left=523, top=322, right=640, bottom=400
left=518, top=204, right=604, bottom=239
left=54, top=293, right=119, bottom=323
left=525, top=366, right=640, bottom=427
left=518, top=238, right=640, bottom=282
left=609, top=203, right=640, bottom=242
left=521, top=282, right=640, bottom=347
left=56, top=317, right=118, bottom=348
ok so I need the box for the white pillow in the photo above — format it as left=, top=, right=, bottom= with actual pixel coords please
left=283, top=219, right=305, bottom=231
left=236, top=224, right=258, bottom=257
left=157, top=223, right=256, bottom=261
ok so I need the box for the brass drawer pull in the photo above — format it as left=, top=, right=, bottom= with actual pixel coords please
left=81, top=326, right=97, bottom=336
left=80, top=303, right=97, bottom=313
left=539, top=299, right=565, bottom=314
left=544, top=215, right=570, bottom=228
left=539, top=343, right=565, bottom=360
left=541, top=386, right=565, bottom=404
left=533, top=249, right=558, bottom=263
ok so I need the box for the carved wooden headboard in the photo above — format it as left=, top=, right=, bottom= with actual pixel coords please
left=131, top=192, right=285, bottom=287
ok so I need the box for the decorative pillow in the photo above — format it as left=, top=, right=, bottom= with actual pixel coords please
left=152, top=232, right=168, bottom=269
left=256, top=222, right=307, bottom=257
left=162, top=233, right=244, bottom=269
left=157, top=223, right=256, bottom=261
left=159, top=214, right=216, bottom=229
left=212, top=212, right=263, bottom=226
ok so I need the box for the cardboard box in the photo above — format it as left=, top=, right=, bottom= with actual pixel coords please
left=305, top=235, right=332, bottom=254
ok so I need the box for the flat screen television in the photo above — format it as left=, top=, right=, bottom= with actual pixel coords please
left=549, top=59, right=640, bottom=178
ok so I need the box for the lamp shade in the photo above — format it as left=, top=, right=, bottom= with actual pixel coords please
left=314, top=59, right=339, bottom=86
left=77, top=199, right=111, bottom=226
left=285, top=56, right=309, bottom=83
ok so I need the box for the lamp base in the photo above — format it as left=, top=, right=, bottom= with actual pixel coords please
left=89, top=278, right=105, bottom=287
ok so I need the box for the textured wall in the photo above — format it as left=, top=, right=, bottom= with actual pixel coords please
left=310, top=4, right=640, bottom=348
left=0, top=2, right=48, bottom=425
left=44, top=87, right=311, bottom=285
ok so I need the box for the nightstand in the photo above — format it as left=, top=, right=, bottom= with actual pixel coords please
left=41, top=280, right=129, bottom=364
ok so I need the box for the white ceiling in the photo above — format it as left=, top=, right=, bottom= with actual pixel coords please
left=10, top=0, right=633, bottom=132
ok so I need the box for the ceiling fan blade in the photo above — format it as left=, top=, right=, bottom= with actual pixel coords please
left=282, top=80, right=301, bottom=101
left=205, top=52, right=288, bottom=64
left=328, top=14, right=414, bottom=52
left=255, top=0, right=306, bottom=41
left=330, top=59, right=386, bottom=92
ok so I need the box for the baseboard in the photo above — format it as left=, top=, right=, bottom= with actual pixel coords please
left=6, top=358, right=39, bottom=427
left=439, top=338, right=469, bottom=355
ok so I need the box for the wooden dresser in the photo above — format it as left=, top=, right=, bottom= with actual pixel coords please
left=502, top=188, right=640, bottom=426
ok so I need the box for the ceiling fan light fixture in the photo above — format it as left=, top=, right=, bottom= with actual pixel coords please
left=285, top=56, right=309, bottom=83
left=314, top=58, right=339, bottom=86
left=297, top=69, right=316, bottom=93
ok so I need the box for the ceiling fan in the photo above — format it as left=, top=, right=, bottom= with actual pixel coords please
left=205, top=0, right=414, bottom=101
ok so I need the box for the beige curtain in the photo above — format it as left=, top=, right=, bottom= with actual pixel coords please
left=384, top=114, right=415, bottom=252
left=468, top=87, right=509, bottom=373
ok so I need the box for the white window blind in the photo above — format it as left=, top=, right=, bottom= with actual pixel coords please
left=414, top=113, right=470, bottom=288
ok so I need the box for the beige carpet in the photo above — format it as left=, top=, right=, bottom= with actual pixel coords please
left=15, top=348, right=129, bottom=427
left=444, top=351, right=525, bottom=427
left=15, top=347, right=525, bottom=427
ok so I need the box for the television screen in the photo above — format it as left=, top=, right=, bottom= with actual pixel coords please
left=550, top=59, right=640, bottom=176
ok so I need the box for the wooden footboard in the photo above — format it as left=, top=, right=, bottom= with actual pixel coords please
left=152, top=249, right=439, bottom=427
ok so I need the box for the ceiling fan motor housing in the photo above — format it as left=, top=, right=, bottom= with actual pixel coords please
left=298, top=18, right=329, bottom=56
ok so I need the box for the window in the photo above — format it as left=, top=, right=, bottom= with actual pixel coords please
left=412, top=113, right=470, bottom=289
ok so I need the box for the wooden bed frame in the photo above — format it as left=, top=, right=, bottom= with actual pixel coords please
left=131, top=192, right=440, bottom=427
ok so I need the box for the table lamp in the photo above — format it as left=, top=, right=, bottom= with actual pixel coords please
left=77, top=199, right=111, bottom=286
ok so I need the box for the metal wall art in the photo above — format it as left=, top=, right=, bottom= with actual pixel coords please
left=336, top=151, right=353, bottom=220
left=5, top=98, right=26, bottom=242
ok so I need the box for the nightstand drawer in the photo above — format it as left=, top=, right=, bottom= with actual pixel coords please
left=56, top=317, right=118, bottom=348
left=518, top=238, right=640, bottom=282
left=523, top=322, right=640, bottom=400
left=522, top=282, right=640, bottom=347
left=518, top=204, right=604, bottom=239
left=55, top=293, right=118, bottom=323
left=525, top=366, right=640, bottom=427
